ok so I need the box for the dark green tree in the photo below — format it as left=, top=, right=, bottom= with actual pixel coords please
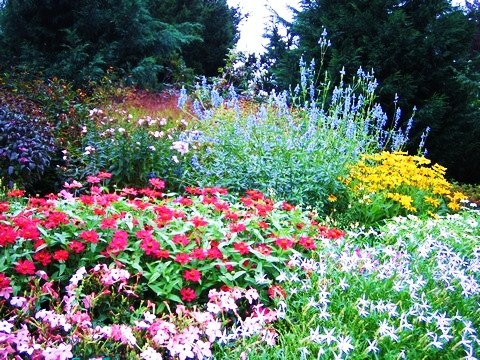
left=0, top=0, right=238, bottom=86
left=147, top=0, right=241, bottom=77
left=266, top=0, right=480, bottom=183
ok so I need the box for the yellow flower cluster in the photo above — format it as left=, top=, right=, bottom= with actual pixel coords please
left=346, top=151, right=466, bottom=216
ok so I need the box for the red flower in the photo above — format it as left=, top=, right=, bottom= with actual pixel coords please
left=80, top=195, right=95, bottom=205
left=45, top=211, right=70, bottom=228
left=33, top=238, right=46, bottom=249
left=190, top=216, right=208, bottom=228
left=224, top=211, right=239, bottom=221
left=207, top=247, right=223, bottom=260
left=255, top=244, right=272, bottom=256
left=298, top=235, right=316, bottom=250
left=255, top=203, right=274, bottom=217
left=19, top=225, right=40, bottom=240
left=33, top=251, right=52, bottom=266
left=174, top=253, right=191, bottom=265
left=53, top=250, right=69, bottom=262
left=68, top=241, right=86, bottom=254
left=282, top=201, right=295, bottom=211
left=183, top=269, right=202, bottom=282
left=93, top=207, right=106, bottom=216
left=257, top=221, right=269, bottom=229
left=0, top=226, right=18, bottom=246
left=7, top=189, right=25, bottom=197
left=121, top=188, right=138, bottom=196
left=211, top=201, right=227, bottom=212
left=185, top=187, right=202, bottom=195
left=100, top=217, right=117, bottom=229
left=176, top=197, right=193, bottom=206
left=173, top=234, right=189, bottom=246
left=15, top=259, right=36, bottom=275
left=0, top=273, right=11, bottom=289
left=325, top=228, right=345, bottom=240
left=190, top=248, right=207, bottom=261
left=179, top=287, right=197, bottom=302
left=136, top=229, right=153, bottom=240
left=79, top=230, right=99, bottom=244
left=153, top=248, right=170, bottom=259
left=245, top=189, right=265, bottom=200
left=0, top=202, right=10, bottom=212
left=230, top=223, right=246, bottom=233
left=268, top=284, right=286, bottom=299
left=90, top=186, right=102, bottom=195
left=275, top=237, right=294, bottom=250
left=233, top=241, right=250, bottom=255
left=108, top=230, right=129, bottom=252
left=154, top=206, right=175, bottom=224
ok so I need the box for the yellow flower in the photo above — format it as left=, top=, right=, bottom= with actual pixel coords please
left=328, top=194, right=338, bottom=202
left=447, top=201, right=461, bottom=211
left=424, top=196, right=440, bottom=208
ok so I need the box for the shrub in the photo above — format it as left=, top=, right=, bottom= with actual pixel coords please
left=0, top=107, right=64, bottom=194
left=70, top=102, right=188, bottom=190
left=342, top=151, right=468, bottom=228
left=177, top=65, right=419, bottom=214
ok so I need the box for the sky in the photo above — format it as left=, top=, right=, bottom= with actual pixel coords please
left=227, top=0, right=300, bottom=54
left=227, top=0, right=467, bottom=54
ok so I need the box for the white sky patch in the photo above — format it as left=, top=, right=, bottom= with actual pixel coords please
left=227, top=0, right=300, bottom=54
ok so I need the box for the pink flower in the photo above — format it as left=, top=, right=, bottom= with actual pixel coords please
left=183, top=269, right=202, bottom=282
left=42, top=343, right=73, bottom=360
left=175, top=253, right=191, bottom=265
left=86, top=175, right=101, bottom=184
left=149, top=178, right=165, bottom=190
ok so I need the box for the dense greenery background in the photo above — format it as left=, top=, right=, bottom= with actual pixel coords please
left=0, top=0, right=479, bottom=183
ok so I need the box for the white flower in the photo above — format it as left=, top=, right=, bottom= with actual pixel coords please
left=118, top=127, right=126, bottom=134
left=338, top=277, right=349, bottom=290
left=10, top=296, right=26, bottom=307
left=336, top=334, right=354, bottom=354
left=0, top=320, right=14, bottom=333
left=309, top=326, right=322, bottom=344
left=320, top=327, right=337, bottom=345
left=171, top=141, right=189, bottom=155
left=366, top=339, right=379, bottom=353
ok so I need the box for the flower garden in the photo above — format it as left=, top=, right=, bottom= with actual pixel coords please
left=0, top=63, right=479, bottom=359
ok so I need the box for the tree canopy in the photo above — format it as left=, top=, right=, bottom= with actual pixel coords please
left=0, top=0, right=239, bottom=86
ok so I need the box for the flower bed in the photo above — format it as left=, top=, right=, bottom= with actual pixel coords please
left=0, top=174, right=346, bottom=358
